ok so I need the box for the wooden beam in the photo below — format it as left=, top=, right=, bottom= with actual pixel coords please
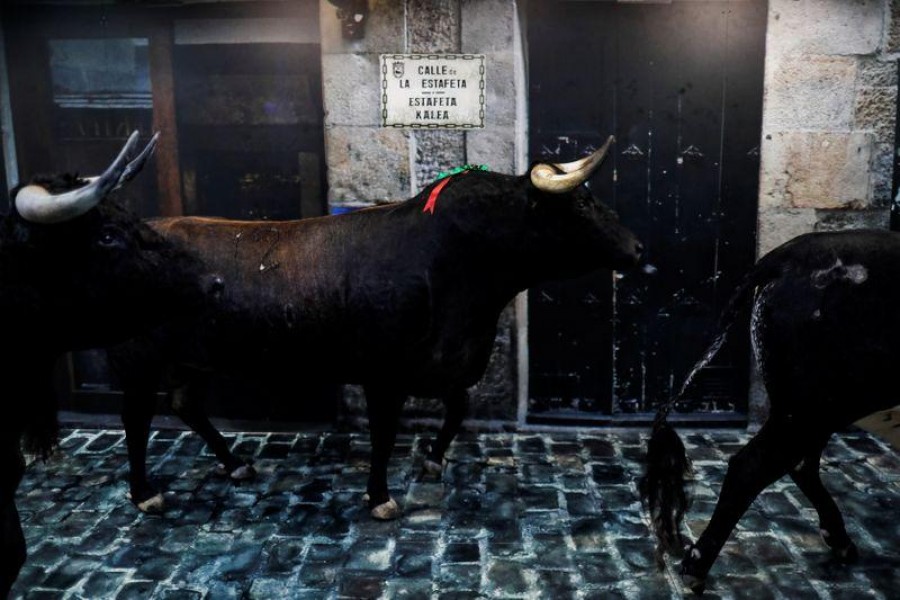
left=149, top=22, right=183, bottom=217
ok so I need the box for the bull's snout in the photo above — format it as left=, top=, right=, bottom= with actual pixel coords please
left=611, top=234, right=645, bottom=272
left=622, top=236, right=644, bottom=268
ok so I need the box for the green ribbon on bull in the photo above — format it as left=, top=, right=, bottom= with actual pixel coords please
left=435, top=164, right=489, bottom=181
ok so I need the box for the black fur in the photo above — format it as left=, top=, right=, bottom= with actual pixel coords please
left=640, top=418, right=691, bottom=564
left=107, top=162, right=645, bottom=513
left=639, top=246, right=781, bottom=563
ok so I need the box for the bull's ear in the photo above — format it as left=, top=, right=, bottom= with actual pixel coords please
left=530, top=136, right=614, bottom=194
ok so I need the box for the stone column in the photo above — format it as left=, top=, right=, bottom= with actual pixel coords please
left=758, top=0, right=893, bottom=255
left=406, top=0, right=466, bottom=191
left=752, top=0, right=898, bottom=425
left=320, top=0, right=524, bottom=426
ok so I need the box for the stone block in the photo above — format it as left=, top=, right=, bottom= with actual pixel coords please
left=482, top=52, right=517, bottom=127
left=411, top=130, right=467, bottom=191
left=814, top=207, right=890, bottom=231
left=320, top=0, right=407, bottom=55
left=855, top=86, right=897, bottom=141
left=466, top=127, right=516, bottom=175
left=530, top=534, right=573, bottom=570
left=325, top=126, right=411, bottom=202
left=759, top=132, right=873, bottom=210
left=485, top=560, right=529, bottom=595
left=767, top=0, right=882, bottom=56
left=577, top=551, right=622, bottom=585
left=247, top=579, right=295, bottom=600
left=444, top=541, right=480, bottom=563
left=439, top=563, right=481, bottom=591
left=80, top=571, right=128, bottom=598
left=345, top=539, right=395, bottom=571
left=535, top=570, right=577, bottom=600
left=462, top=0, right=516, bottom=53
left=384, top=578, right=433, bottom=599
left=322, top=53, right=382, bottom=127
left=859, top=57, right=899, bottom=88
left=887, top=0, right=900, bottom=53
left=117, top=581, right=159, bottom=599
left=408, top=0, right=461, bottom=53
left=395, top=542, right=434, bottom=577
left=764, top=55, right=857, bottom=131
left=868, top=142, right=895, bottom=206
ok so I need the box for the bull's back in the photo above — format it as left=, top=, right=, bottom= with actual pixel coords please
left=753, top=230, right=900, bottom=419
left=145, top=214, right=439, bottom=382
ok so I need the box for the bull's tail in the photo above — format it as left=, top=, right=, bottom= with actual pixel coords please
left=640, top=407, right=692, bottom=566
left=22, top=385, right=59, bottom=460
left=639, top=253, right=781, bottom=565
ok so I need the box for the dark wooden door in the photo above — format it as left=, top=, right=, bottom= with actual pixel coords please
left=527, top=0, right=766, bottom=425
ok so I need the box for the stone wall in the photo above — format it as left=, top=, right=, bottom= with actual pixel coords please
left=320, top=0, right=900, bottom=429
left=319, top=0, right=524, bottom=426
left=758, top=0, right=895, bottom=254
left=750, top=0, right=898, bottom=424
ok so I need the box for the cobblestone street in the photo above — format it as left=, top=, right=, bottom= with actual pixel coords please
left=10, top=427, right=900, bottom=599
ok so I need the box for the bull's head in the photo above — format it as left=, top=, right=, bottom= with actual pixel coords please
left=527, top=136, right=643, bottom=274
left=7, top=132, right=212, bottom=350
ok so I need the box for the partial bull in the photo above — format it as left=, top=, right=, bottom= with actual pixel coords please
left=109, top=136, right=644, bottom=520
left=641, top=230, right=900, bottom=594
left=0, top=133, right=217, bottom=596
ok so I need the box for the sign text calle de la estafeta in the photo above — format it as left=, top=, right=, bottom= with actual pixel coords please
left=381, top=54, right=485, bottom=128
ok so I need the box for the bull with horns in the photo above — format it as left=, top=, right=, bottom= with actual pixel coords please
left=1, top=132, right=225, bottom=596
left=641, top=229, right=900, bottom=594
left=2, top=132, right=643, bottom=594
left=107, top=135, right=645, bottom=520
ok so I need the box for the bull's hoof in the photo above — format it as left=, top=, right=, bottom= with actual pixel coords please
left=229, top=464, right=257, bottom=481
left=820, top=529, right=859, bottom=563
left=681, top=544, right=707, bottom=596
left=422, top=459, right=443, bottom=477
left=370, top=498, right=401, bottom=520
left=214, top=462, right=256, bottom=481
left=682, top=573, right=706, bottom=596
left=127, top=491, right=166, bottom=514
left=833, top=541, right=859, bottom=563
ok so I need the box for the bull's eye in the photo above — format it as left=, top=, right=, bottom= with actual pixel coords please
left=97, top=227, right=125, bottom=249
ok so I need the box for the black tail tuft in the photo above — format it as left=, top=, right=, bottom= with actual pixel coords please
left=22, top=391, right=59, bottom=461
left=639, top=414, right=692, bottom=567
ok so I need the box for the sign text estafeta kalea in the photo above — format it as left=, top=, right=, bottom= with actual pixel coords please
left=381, top=54, right=485, bottom=128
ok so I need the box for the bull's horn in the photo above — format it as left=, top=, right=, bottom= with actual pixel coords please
left=16, top=130, right=158, bottom=224
left=530, top=135, right=614, bottom=194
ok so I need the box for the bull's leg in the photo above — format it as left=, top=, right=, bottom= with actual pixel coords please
left=681, top=419, right=808, bottom=594
left=170, top=378, right=254, bottom=481
left=1, top=434, right=26, bottom=597
left=422, top=389, right=469, bottom=477
left=363, top=385, right=406, bottom=520
left=121, top=388, right=166, bottom=513
left=789, top=440, right=857, bottom=562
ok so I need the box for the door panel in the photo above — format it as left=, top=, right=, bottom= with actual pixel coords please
left=527, top=0, right=766, bottom=424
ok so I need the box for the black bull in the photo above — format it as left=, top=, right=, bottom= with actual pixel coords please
left=642, top=229, right=900, bottom=594
left=1, top=133, right=221, bottom=596
left=109, top=137, right=644, bottom=519
left=1, top=134, right=643, bottom=594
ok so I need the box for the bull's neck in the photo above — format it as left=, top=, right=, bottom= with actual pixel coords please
left=429, top=200, right=537, bottom=307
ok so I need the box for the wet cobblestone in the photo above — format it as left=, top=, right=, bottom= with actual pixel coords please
left=10, top=428, right=900, bottom=599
